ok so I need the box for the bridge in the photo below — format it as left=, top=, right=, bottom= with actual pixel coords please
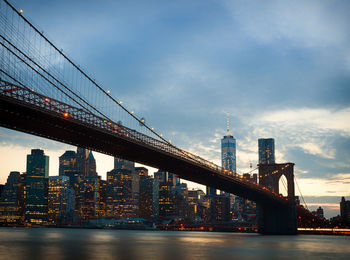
left=0, top=0, right=299, bottom=234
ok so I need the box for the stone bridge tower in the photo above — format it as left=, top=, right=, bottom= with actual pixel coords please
left=258, top=163, right=297, bottom=235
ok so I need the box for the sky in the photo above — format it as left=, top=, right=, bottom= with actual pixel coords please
left=1, top=0, right=350, bottom=219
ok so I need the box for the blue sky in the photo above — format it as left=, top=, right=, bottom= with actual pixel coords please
left=1, top=0, right=350, bottom=218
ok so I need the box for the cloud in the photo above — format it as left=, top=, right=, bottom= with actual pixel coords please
left=224, top=0, right=349, bottom=49
left=258, top=107, right=350, bottom=134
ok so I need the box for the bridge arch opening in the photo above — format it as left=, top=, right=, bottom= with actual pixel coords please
left=278, top=174, right=288, bottom=197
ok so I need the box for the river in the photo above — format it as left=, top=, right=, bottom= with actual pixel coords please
left=0, top=228, right=349, bottom=259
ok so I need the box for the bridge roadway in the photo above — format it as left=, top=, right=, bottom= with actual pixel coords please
left=0, top=79, right=290, bottom=208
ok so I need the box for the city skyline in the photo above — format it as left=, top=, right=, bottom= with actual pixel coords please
left=0, top=0, right=350, bottom=219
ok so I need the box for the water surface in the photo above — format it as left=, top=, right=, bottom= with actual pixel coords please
left=0, top=228, right=349, bottom=260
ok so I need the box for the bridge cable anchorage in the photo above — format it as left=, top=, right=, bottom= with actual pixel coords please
left=294, top=176, right=309, bottom=210
left=0, top=35, right=113, bottom=122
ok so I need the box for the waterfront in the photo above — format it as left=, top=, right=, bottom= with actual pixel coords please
left=0, top=228, right=349, bottom=260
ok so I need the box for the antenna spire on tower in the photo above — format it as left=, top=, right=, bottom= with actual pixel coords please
left=227, top=112, right=230, bottom=136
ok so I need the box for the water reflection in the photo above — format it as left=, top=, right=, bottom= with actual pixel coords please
left=0, top=228, right=349, bottom=260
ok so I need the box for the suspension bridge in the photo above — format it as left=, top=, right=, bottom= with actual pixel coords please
left=0, top=0, right=326, bottom=234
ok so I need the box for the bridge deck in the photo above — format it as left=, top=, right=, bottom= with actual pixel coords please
left=0, top=80, right=289, bottom=206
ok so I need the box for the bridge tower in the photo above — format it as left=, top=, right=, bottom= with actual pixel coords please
left=258, top=163, right=297, bottom=235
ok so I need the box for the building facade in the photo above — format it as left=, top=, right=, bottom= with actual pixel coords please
left=340, top=197, right=350, bottom=223
left=25, top=149, right=49, bottom=225
left=258, top=138, right=275, bottom=165
left=0, top=171, right=25, bottom=225
left=48, top=176, right=73, bottom=224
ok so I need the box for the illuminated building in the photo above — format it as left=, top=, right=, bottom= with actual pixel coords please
left=340, top=197, right=350, bottom=223
left=74, top=148, right=98, bottom=220
left=59, top=150, right=79, bottom=219
left=139, top=175, right=159, bottom=219
left=258, top=138, right=275, bottom=165
left=237, top=173, right=257, bottom=223
left=188, top=189, right=203, bottom=221
left=155, top=170, right=175, bottom=218
left=209, top=194, right=231, bottom=222
left=98, top=177, right=107, bottom=218
left=25, top=149, right=49, bottom=225
left=106, top=168, right=139, bottom=219
left=48, top=176, right=73, bottom=224
left=221, top=116, right=237, bottom=175
left=79, top=176, right=99, bottom=220
left=0, top=171, right=25, bottom=225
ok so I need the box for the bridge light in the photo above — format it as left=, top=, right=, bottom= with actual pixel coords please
left=63, top=112, right=69, bottom=118
left=119, top=101, right=123, bottom=105
left=160, top=134, right=163, bottom=137
left=19, top=9, right=23, bottom=14
left=106, top=90, right=110, bottom=94
left=44, top=98, right=50, bottom=102
left=131, top=111, right=134, bottom=114
left=151, top=127, right=154, bottom=130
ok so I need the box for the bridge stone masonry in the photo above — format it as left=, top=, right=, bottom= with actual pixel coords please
left=0, top=0, right=299, bottom=235
left=258, top=163, right=297, bottom=235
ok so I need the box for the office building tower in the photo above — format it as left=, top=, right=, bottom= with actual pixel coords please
left=114, top=157, right=135, bottom=172
left=340, top=197, right=350, bottom=223
left=188, top=189, right=202, bottom=221
left=258, top=138, right=275, bottom=165
left=25, top=149, right=49, bottom=225
left=154, top=170, right=177, bottom=188
left=79, top=175, right=99, bottom=220
left=221, top=116, right=237, bottom=174
left=139, top=175, right=159, bottom=219
left=48, top=176, right=73, bottom=224
left=106, top=168, right=139, bottom=218
left=76, top=148, right=97, bottom=177
left=155, top=170, right=176, bottom=218
left=0, top=171, right=25, bottom=225
left=59, top=150, right=77, bottom=176
left=98, top=177, right=107, bottom=218
left=174, top=183, right=189, bottom=219
left=209, top=194, right=231, bottom=222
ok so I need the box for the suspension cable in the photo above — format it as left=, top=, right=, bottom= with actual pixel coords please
left=294, top=176, right=309, bottom=210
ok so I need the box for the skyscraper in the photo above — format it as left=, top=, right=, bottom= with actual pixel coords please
left=139, top=175, right=159, bottom=220
left=221, top=116, right=236, bottom=174
left=59, top=150, right=77, bottom=176
left=258, top=138, right=275, bottom=165
left=48, top=176, right=73, bottom=224
left=0, top=171, right=25, bottom=225
left=340, top=197, right=350, bottom=223
left=25, top=149, right=49, bottom=225
left=114, top=157, right=135, bottom=172
left=207, top=115, right=236, bottom=196
left=106, top=167, right=139, bottom=219
left=155, top=170, right=176, bottom=218
left=76, top=148, right=97, bottom=177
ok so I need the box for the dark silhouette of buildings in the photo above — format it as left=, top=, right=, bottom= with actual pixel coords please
left=340, top=197, right=350, bottom=224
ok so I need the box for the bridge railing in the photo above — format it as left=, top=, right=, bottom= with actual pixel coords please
left=0, top=79, right=282, bottom=199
